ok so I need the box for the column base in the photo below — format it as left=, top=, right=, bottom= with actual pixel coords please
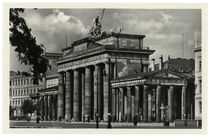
left=85, top=115, right=90, bottom=122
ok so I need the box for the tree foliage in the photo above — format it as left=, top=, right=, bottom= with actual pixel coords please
left=21, top=99, right=35, bottom=116
left=9, top=8, right=49, bottom=84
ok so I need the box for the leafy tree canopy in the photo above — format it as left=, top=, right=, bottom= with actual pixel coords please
left=9, top=8, right=49, bottom=85
left=21, top=99, right=35, bottom=115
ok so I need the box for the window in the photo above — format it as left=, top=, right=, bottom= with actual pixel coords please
left=199, top=80, right=202, bottom=93
left=199, top=61, right=202, bottom=71
left=199, top=101, right=202, bottom=114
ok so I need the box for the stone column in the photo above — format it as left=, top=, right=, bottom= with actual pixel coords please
left=119, top=87, right=123, bottom=122
left=94, top=65, right=99, bottom=120
left=124, top=93, right=127, bottom=121
left=143, top=85, right=148, bottom=122
left=112, top=89, right=116, bottom=120
left=84, top=67, right=91, bottom=121
left=44, top=95, right=48, bottom=121
left=168, top=86, right=174, bottom=122
left=97, top=65, right=102, bottom=120
left=73, top=69, right=80, bottom=121
left=57, top=72, right=64, bottom=120
left=65, top=71, right=72, bottom=121
left=52, top=95, right=56, bottom=121
left=103, top=62, right=110, bottom=121
left=181, top=86, right=187, bottom=119
left=148, top=90, right=152, bottom=122
left=131, top=94, right=135, bottom=122
left=156, top=85, right=161, bottom=122
left=126, top=87, right=131, bottom=121
left=81, top=69, right=85, bottom=122
left=116, top=89, right=119, bottom=121
left=134, top=86, right=140, bottom=116
left=40, top=96, right=45, bottom=120
left=48, top=95, right=52, bottom=120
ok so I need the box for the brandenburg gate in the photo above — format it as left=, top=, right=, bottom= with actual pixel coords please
left=56, top=32, right=154, bottom=122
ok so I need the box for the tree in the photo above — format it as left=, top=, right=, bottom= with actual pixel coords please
left=9, top=8, right=49, bottom=85
left=21, top=100, right=35, bottom=120
left=9, top=105, right=15, bottom=119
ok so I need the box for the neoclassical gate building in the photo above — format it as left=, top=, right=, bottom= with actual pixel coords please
left=38, top=32, right=195, bottom=123
left=56, top=32, right=155, bottom=122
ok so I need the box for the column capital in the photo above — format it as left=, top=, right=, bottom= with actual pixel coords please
left=66, top=69, right=73, bottom=73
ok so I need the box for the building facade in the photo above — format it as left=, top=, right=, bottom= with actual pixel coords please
left=36, top=52, right=62, bottom=121
left=194, top=31, right=202, bottom=120
left=10, top=71, right=43, bottom=117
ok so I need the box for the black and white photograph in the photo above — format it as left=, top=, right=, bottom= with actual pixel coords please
left=2, top=2, right=208, bottom=134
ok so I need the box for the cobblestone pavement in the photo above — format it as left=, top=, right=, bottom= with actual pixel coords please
left=10, top=120, right=199, bottom=129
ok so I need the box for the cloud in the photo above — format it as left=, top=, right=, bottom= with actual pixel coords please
left=160, top=11, right=173, bottom=24
left=23, top=9, right=89, bottom=52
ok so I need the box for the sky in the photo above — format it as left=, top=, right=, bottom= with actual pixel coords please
left=10, top=8, right=201, bottom=71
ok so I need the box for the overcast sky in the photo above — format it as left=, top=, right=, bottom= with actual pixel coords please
left=10, top=8, right=201, bottom=71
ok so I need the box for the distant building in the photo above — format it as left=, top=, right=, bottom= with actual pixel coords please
left=30, top=52, right=62, bottom=121
left=194, top=31, right=202, bottom=120
left=152, top=56, right=194, bottom=74
left=9, top=71, right=43, bottom=117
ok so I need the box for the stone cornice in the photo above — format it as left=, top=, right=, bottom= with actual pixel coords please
left=57, top=46, right=154, bottom=65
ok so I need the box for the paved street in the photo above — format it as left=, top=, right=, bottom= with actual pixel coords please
left=10, top=120, right=200, bottom=129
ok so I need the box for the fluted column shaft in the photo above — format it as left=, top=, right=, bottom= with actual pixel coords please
left=52, top=95, right=57, bottom=121
left=116, top=89, right=119, bottom=121
left=48, top=95, right=52, bottom=120
left=40, top=96, right=45, bottom=120
left=85, top=67, right=91, bottom=121
left=73, top=70, right=80, bottom=121
left=148, top=90, right=152, bottom=121
left=134, top=86, right=140, bottom=116
left=103, top=62, right=110, bottom=121
left=97, top=65, right=102, bottom=120
left=112, top=89, right=116, bottom=120
left=181, top=86, right=187, bottom=119
left=65, top=71, right=71, bottom=121
left=81, top=70, right=85, bottom=121
left=168, top=86, right=174, bottom=122
left=156, top=85, right=161, bottom=122
left=143, top=85, right=148, bottom=121
left=57, top=73, right=64, bottom=120
left=94, top=65, right=99, bottom=119
left=131, top=94, right=135, bottom=121
left=44, top=95, right=48, bottom=121
left=126, top=87, right=131, bottom=121
left=124, top=93, right=127, bottom=121
left=119, top=87, right=123, bottom=122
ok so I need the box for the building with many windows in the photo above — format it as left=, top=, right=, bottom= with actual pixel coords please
left=9, top=71, right=43, bottom=117
left=194, top=31, right=202, bottom=121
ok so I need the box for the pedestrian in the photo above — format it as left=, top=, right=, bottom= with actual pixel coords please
left=36, top=116, right=40, bottom=123
left=133, top=115, right=138, bottom=126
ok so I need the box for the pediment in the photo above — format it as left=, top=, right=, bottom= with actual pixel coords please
left=151, top=70, right=182, bottom=78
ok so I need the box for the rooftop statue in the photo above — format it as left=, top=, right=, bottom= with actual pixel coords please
left=89, top=16, right=102, bottom=38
